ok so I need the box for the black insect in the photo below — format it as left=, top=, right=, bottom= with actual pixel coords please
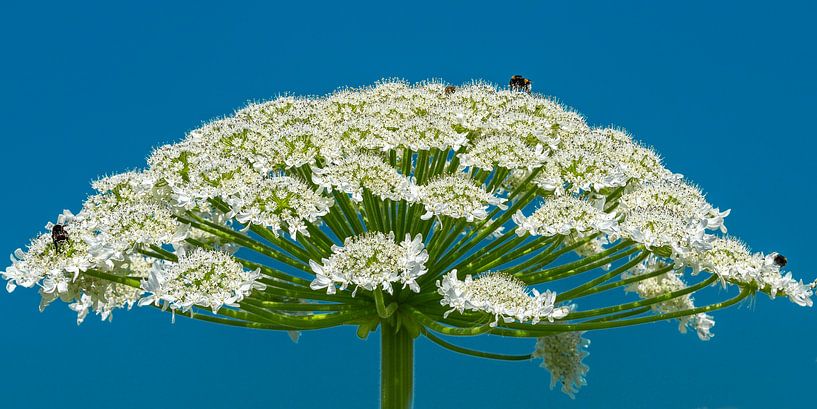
left=773, top=253, right=787, bottom=267
left=444, top=85, right=457, bottom=95
left=51, top=224, right=69, bottom=253
left=509, top=75, right=532, bottom=93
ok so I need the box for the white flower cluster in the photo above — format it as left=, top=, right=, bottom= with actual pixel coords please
left=91, top=171, right=159, bottom=200
left=148, top=138, right=264, bottom=209
left=66, top=271, right=146, bottom=325
left=693, top=237, right=813, bottom=307
left=534, top=128, right=669, bottom=194
left=233, top=98, right=327, bottom=169
left=140, top=248, right=265, bottom=316
left=1, top=205, right=161, bottom=324
left=321, top=82, right=472, bottom=155
left=312, top=153, right=414, bottom=202
left=309, top=232, right=428, bottom=295
left=533, top=332, right=591, bottom=399
left=4, top=211, right=93, bottom=292
left=82, top=194, right=189, bottom=268
left=446, top=83, right=589, bottom=141
left=458, top=133, right=549, bottom=172
left=413, top=174, right=507, bottom=222
left=512, top=195, right=619, bottom=238
left=437, top=270, right=569, bottom=326
left=224, top=174, right=333, bottom=239
left=624, top=257, right=715, bottom=340
left=618, top=177, right=730, bottom=257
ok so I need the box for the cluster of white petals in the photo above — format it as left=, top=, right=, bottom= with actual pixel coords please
left=624, top=257, right=715, bottom=340
left=414, top=174, right=506, bottom=221
left=621, top=177, right=729, bottom=232
left=309, top=232, right=428, bottom=295
left=533, top=332, right=591, bottom=399
left=446, top=84, right=589, bottom=141
left=82, top=194, right=189, bottom=267
left=618, top=177, right=730, bottom=257
left=224, top=174, right=333, bottom=239
left=458, top=133, right=548, bottom=171
left=2, top=208, right=155, bottom=324
left=148, top=138, right=258, bottom=209
left=512, top=195, right=619, bottom=238
left=534, top=128, right=669, bottom=194
left=91, top=171, right=160, bottom=200
left=312, top=153, right=414, bottom=202
left=693, top=237, right=813, bottom=307
left=233, top=98, right=328, bottom=169
left=4, top=211, right=93, bottom=292
left=437, top=270, right=569, bottom=325
left=320, top=82, right=470, bottom=155
left=66, top=274, right=145, bottom=325
left=139, top=248, right=265, bottom=316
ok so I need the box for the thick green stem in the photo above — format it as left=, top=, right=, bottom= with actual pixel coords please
left=381, top=323, right=414, bottom=409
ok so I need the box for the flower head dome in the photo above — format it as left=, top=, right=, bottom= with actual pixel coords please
left=532, top=128, right=671, bottom=195
left=81, top=193, right=189, bottom=266
left=233, top=97, right=328, bottom=169
left=91, top=171, right=161, bottom=201
left=1, top=78, right=813, bottom=406
left=147, top=138, right=260, bottom=209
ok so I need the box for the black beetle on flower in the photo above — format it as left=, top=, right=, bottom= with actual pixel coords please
left=509, top=75, right=532, bottom=93
left=51, top=224, right=69, bottom=253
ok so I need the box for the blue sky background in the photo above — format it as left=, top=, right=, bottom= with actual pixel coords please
left=1, top=1, right=815, bottom=408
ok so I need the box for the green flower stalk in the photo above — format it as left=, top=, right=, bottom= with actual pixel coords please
left=3, top=80, right=813, bottom=409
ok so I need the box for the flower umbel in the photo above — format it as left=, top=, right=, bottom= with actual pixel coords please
left=512, top=195, right=618, bottom=239
left=437, top=270, right=570, bottom=326
left=2, top=79, right=812, bottom=407
left=533, top=332, right=591, bottom=399
left=309, top=232, right=428, bottom=296
left=139, top=248, right=265, bottom=316
left=414, top=174, right=507, bottom=222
